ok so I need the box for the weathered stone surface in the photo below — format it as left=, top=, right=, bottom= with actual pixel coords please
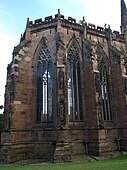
left=1, top=6, right=127, bottom=164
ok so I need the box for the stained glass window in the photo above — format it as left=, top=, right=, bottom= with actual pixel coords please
left=100, top=63, right=112, bottom=121
left=67, top=41, right=83, bottom=121
left=37, top=40, right=53, bottom=122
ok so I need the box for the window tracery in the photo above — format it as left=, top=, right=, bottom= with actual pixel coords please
left=37, top=40, right=53, bottom=122
left=99, top=63, right=112, bottom=121
left=67, top=41, right=83, bottom=121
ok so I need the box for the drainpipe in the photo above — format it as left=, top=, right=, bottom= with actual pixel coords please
left=83, top=140, right=89, bottom=155
left=115, top=137, right=121, bottom=152
left=51, top=140, right=57, bottom=163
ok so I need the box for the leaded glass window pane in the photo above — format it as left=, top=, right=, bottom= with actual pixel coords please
left=67, top=42, right=83, bottom=121
left=68, top=64, right=73, bottom=121
left=100, top=66, right=112, bottom=121
left=37, top=40, right=53, bottom=122
left=37, top=63, right=43, bottom=121
left=48, top=61, right=53, bottom=121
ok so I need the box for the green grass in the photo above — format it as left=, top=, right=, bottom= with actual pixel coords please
left=0, top=155, right=127, bottom=170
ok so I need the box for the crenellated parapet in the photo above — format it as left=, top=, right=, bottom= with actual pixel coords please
left=87, top=23, right=124, bottom=42
left=2, top=4, right=127, bottom=164
left=29, top=16, right=57, bottom=29
left=22, top=11, right=124, bottom=43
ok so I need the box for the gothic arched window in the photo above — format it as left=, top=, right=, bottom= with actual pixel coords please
left=100, top=61, right=112, bottom=121
left=37, top=40, right=53, bottom=122
left=67, top=41, right=83, bottom=121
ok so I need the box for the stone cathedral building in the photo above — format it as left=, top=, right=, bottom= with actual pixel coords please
left=1, top=0, right=127, bottom=163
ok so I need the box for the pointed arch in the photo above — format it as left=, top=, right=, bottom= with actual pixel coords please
left=67, top=35, right=82, bottom=61
left=96, top=44, right=108, bottom=66
left=66, top=36, right=83, bottom=121
left=95, top=44, right=112, bottom=121
left=33, top=37, right=54, bottom=65
left=37, top=37, right=53, bottom=122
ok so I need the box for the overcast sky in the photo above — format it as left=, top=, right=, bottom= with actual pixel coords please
left=0, top=0, right=126, bottom=110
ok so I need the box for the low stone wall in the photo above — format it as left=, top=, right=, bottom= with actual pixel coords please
left=1, top=128, right=126, bottom=164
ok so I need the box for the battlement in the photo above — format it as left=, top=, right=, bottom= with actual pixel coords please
left=28, top=17, right=57, bottom=28
left=28, top=14, right=80, bottom=30
left=26, top=11, right=124, bottom=42
left=86, top=23, right=124, bottom=42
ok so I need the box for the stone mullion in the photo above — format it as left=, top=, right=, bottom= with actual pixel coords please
left=40, top=63, right=44, bottom=122
left=65, top=62, right=69, bottom=127
left=103, top=79, right=108, bottom=121
left=46, top=61, right=49, bottom=122
left=76, top=62, right=80, bottom=121
left=71, top=62, right=75, bottom=121
left=105, top=71, right=109, bottom=120
left=100, top=70, right=104, bottom=121
left=102, top=70, right=108, bottom=121
left=103, top=69, right=110, bottom=121
left=105, top=71, right=111, bottom=120
left=70, top=63, right=74, bottom=121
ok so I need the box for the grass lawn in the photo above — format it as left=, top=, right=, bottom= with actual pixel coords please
left=0, top=155, right=127, bottom=170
